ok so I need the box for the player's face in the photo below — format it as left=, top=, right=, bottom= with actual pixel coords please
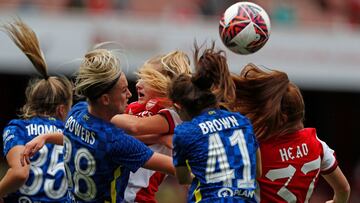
left=108, top=74, right=132, bottom=114
left=136, top=79, right=161, bottom=104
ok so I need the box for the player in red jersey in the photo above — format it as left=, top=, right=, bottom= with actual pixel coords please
left=230, top=63, right=351, bottom=203
left=111, top=50, right=191, bottom=203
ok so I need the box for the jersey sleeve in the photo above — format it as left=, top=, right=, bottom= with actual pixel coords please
left=172, top=126, right=189, bottom=167
left=2, top=122, right=26, bottom=156
left=126, top=101, right=145, bottom=115
left=108, top=129, right=154, bottom=173
left=317, top=137, right=338, bottom=174
left=158, top=108, right=181, bottom=134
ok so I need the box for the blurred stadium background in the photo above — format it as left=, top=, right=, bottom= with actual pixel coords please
left=0, top=0, right=359, bottom=202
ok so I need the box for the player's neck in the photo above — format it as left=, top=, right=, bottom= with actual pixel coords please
left=88, top=104, right=112, bottom=122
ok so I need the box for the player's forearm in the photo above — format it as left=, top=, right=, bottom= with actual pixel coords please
left=111, top=114, right=140, bottom=134
left=332, top=191, right=350, bottom=203
left=143, top=152, right=175, bottom=176
left=332, top=184, right=350, bottom=203
left=323, top=167, right=350, bottom=203
left=44, top=132, right=64, bottom=145
left=0, top=168, right=28, bottom=197
left=133, top=134, right=160, bottom=145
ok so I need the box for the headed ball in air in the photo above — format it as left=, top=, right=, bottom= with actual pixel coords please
left=219, top=2, right=271, bottom=55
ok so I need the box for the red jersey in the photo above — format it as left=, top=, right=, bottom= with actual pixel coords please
left=258, top=128, right=337, bottom=203
left=124, top=99, right=181, bottom=203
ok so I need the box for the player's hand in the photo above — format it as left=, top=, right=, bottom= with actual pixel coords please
left=325, top=200, right=334, bottom=203
left=20, top=135, right=46, bottom=166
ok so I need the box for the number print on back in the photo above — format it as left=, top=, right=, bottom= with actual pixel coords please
left=265, top=156, right=321, bottom=203
left=205, top=129, right=254, bottom=188
left=64, top=136, right=97, bottom=201
left=20, top=145, right=67, bottom=199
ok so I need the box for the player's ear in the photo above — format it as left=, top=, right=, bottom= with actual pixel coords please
left=173, top=103, right=182, bottom=111
left=173, top=103, right=182, bottom=110
left=99, top=94, right=111, bottom=106
left=56, top=104, right=68, bottom=121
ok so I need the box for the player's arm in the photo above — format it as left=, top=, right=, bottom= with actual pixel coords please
left=175, top=166, right=193, bottom=185
left=323, top=166, right=350, bottom=203
left=20, top=132, right=63, bottom=166
left=142, top=152, right=175, bottom=176
left=0, top=146, right=30, bottom=197
left=256, top=148, right=262, bottom=178
left=133, top=134, right=173, bottom=149
left=111, top=114, right=169, bottom=135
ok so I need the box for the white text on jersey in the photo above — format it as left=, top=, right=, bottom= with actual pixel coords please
left=198, top=116, right=239, bottom=135
left=279, top=143, right=309, bottom=162
left=26, top=124, right=63, bottom=136
left=65, top=116, right=96, bottom=145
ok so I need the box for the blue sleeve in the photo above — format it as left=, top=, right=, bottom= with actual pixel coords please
left=108, top=130, right=154, bottom=173
left=2, top=122, right=26, bottom=156
left=172, top=126, right=188, bottom=167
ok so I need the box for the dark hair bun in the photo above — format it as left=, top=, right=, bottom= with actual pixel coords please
left=191, top=71, right=213, bottom=90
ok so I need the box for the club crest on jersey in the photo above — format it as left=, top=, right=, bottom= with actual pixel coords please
left=208, top=110, right=216, bottom=115
left=83, top=114, right=90, bottom=121
left=146, top=99, right=158, bottom=110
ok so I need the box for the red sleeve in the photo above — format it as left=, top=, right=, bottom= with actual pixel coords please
left=157, top=109, right=177, bottom=134
left=145, top=99, right=164, bottom=115
left=126, top=101, right=146, bottom=115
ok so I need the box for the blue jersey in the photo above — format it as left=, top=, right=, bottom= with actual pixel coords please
left=173, top=109, right=258, bottom=203
left=63, top=102, right=154, bottom=203
left=2, top=117, right=67, bottom=202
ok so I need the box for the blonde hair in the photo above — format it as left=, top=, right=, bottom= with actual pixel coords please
left=75, top=49, right=122, bottom=101
left=2, top=19, right=73, bottom=119
left=136, top=50, right=191, bottom=98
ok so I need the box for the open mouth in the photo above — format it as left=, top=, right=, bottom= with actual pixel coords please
left=138, top=92, right=145, bottom=98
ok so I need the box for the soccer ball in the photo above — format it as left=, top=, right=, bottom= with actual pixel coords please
left=219, top=2, right=271, bottom=55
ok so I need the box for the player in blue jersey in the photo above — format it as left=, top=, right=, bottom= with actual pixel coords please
left=65, top=47, right=175, bottom=203
left=20, top=47, right=176, bottom=203
left=0, top=19, right=73, bottom=202
left=168, top=45, right=261, bottom=203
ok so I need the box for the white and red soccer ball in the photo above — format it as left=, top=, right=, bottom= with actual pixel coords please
left=219, top=2, right=271, bottom=55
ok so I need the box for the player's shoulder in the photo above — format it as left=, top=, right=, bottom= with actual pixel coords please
left=5, top=118, right=27, bottom=130
left=209, top=109, right=252, bottom=128
left=103, top=122, right=129, bottom=141
left=173, top=120, right=199, bottom=143
left=175, top=119, right=196, bottom=133
left=296, top=128, right=318, bottom=140
left=71, top=101, right=88, bottom=114
left=221, top=109, right=251, bottom=124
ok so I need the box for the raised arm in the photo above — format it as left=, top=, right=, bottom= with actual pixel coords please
left=111, top=114, right=170, bottom=135
left=20, top=132, right=63, bottom=166
left=323, top=166, right=351, bottom=203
